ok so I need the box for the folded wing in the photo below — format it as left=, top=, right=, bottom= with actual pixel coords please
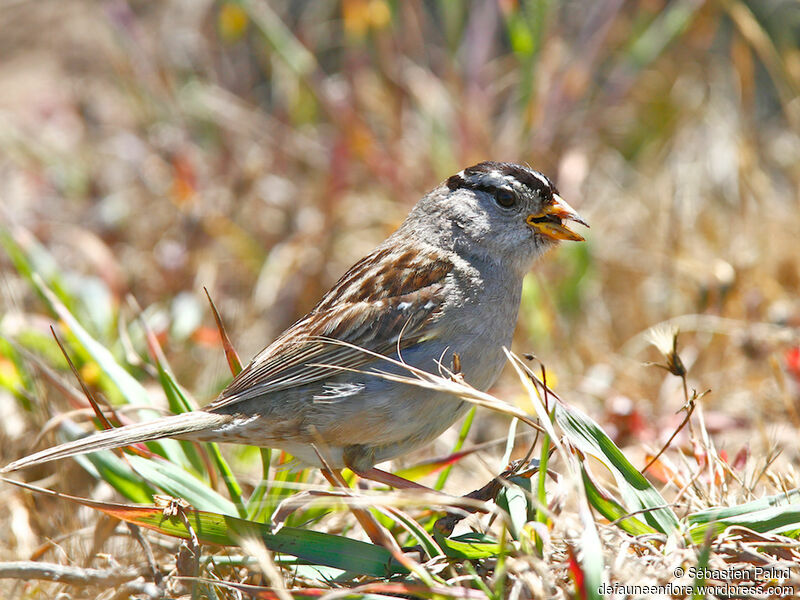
left=207, top=243, right=453, bottom=410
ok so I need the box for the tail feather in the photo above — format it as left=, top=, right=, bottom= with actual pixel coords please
left=2, top=411, right=231, bottom=473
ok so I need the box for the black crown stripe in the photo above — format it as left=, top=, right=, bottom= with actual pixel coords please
left=445, top=161, right=557, bottom=198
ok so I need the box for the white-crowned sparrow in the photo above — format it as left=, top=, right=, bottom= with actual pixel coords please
left=3, top=161, right=587, bottom=485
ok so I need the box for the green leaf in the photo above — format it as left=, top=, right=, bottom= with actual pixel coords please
left=581, top=465, right=658, bottom=536
left=692, top=530, right=713, bottom=600
left=555, top=401, right=680, bottom=535
left=0, top=227, right=74, bottom=315
left=246, top=449, right=273, bottom=522
left=626, top=0, right=703, bottom=69
left=73, top=453, right=154, bottom=505
left=433, top=531, right=502, bottom=559
left=496, top=477, right=532, bottom=540
left=29, top=274, right=192, bottom=469
left=555, top=242, right=592, bottom=315
left=55, top=420, right=155, bottom=504
left=381, top=507, right=444, bottom=559
left=687, top=505, right=800, bottom=544
left=76, top=276, right=115, bottom=339
left=127, top=456, right=239, bottom=515
left=575, top=496, right=605, bottom=600
left=0, top=336, right=34, bottom=409
left=149, top=345, right=245, bottom=516
left=688, top=487, right=800, bottom=525
left=152, top=357, right=208, bottom=473
left=3, top=478, right=407, bottom=578
left=265, top=459, right=310, bottom=527
left=687, top=488, right=800, bottom=543
left=435, top=406, right=476, bottom=490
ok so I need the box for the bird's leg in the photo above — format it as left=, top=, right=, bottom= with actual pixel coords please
left=319, top=467, right=400, bottom=549
left=319, top=467, right=345, bottom=488
left=351, top=466, right=433, bottom=491
left=434, top=460, right=536, bottom=535
left=343, top=444, right=439, bottom=491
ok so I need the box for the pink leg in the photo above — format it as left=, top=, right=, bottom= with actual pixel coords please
left=319, top=467, right=396, bottom=548
left=352, top=466, right=437, bottom=491
left=319, top=467, right=344, bottom=487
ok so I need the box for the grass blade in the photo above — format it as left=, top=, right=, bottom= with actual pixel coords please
left=580, top=465, right=658, bottom=537
left=687, top=504, right=800, bottom=544
left=2, top=477, right=407, bottom=577
left=435, top=406, right=476, bottom=490
left=688, top=487, right=800, bottom=525
left=126, top=455, right=239, bottom=516
left=554, top=401, right=680, bottom=535
left=29, top=274, right=192, bottom=468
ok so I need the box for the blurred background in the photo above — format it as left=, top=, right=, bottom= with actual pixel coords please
left=1, top=0, right=799, bottom=552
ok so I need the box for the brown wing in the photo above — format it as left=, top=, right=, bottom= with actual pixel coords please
left=206, top=243, right=453, bottom=411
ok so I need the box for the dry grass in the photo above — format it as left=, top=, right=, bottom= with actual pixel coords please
left=1, top=1, right=800, bottom=598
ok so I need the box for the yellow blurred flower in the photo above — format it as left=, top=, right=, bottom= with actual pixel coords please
left=218, top=2, right=249, bottom=43
left=343, top=0, right=391, bottom=39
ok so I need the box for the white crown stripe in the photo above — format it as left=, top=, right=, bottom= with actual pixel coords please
left=529, top=171, right=549, bottom=187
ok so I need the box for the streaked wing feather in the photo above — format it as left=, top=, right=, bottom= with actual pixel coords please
left=207, top=244, right=452, bottom=412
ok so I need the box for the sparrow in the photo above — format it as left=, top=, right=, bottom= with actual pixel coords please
left=3, top=161, right=587, bottom=488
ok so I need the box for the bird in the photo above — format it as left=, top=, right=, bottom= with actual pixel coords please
left=3, top=161, right=587, bottom=488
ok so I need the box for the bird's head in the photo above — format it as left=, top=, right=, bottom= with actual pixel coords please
left=408, top=161, right=588, bottom=271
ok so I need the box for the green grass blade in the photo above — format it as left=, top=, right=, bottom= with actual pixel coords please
left=580, top=465, right=658, bottom=536
left=246, top=449, right=273, bottom=521
left=687, top=505, right=800, bottom=544
left=534, top=431, right=550, bottom=554
left=3, top=477, right=407, bottom=577
left=554, top=401, right=680, bottom=535
left=433, top=531, right=502, bottom=559
left=151, top=351, right=246, bottom=517
left=381, top=507, right=444, bottom=559
left=72, top=452, right=155, bottom=505
left=0, top=336, right=35, bottom=410
left=132, top=507, right=408, bottom=576
left=243, top=0, right=316, bottom=77
left=575, top=495, right=605, bottom=600
left=626, top=0, right=703, bottom=69
left=31, top=274, right=148, bottom=406
left=28, top=274, right=194, bottom=469
left=127, top=455, right=239, bottom=516
left=152, top=361, right=207, bottom=474
left=0, top=227, right=75, bottom=316
left=53, top=419, right=155, bottom=504
left=265, top=457, right=310, bottom=526
left=204, top=443, right=247, bottom=518
left=692, top=530, right=713, bottom=600
left=688, top=487, right=800, bottom=525
left=495, top=476, right=532, bottom=540
left=435, top=406, right=475, bottom=490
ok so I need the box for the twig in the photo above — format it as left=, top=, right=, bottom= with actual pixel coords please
left=642, top=394, right=697, bottom=474
left=108, top=578, right=163, bottom=600
left=0, top=561, right=142, bottom=586
left=126, top=522, right=162, bottom=586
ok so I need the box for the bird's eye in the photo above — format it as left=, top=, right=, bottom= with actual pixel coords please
left=494, top=188, right=516, bottom=208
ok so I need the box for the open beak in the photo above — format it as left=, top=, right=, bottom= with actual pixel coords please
left=525, top=194, right=588, bottom=242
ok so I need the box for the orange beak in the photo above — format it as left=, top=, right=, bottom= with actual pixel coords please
left=525, top=194, right=588, bottom=242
